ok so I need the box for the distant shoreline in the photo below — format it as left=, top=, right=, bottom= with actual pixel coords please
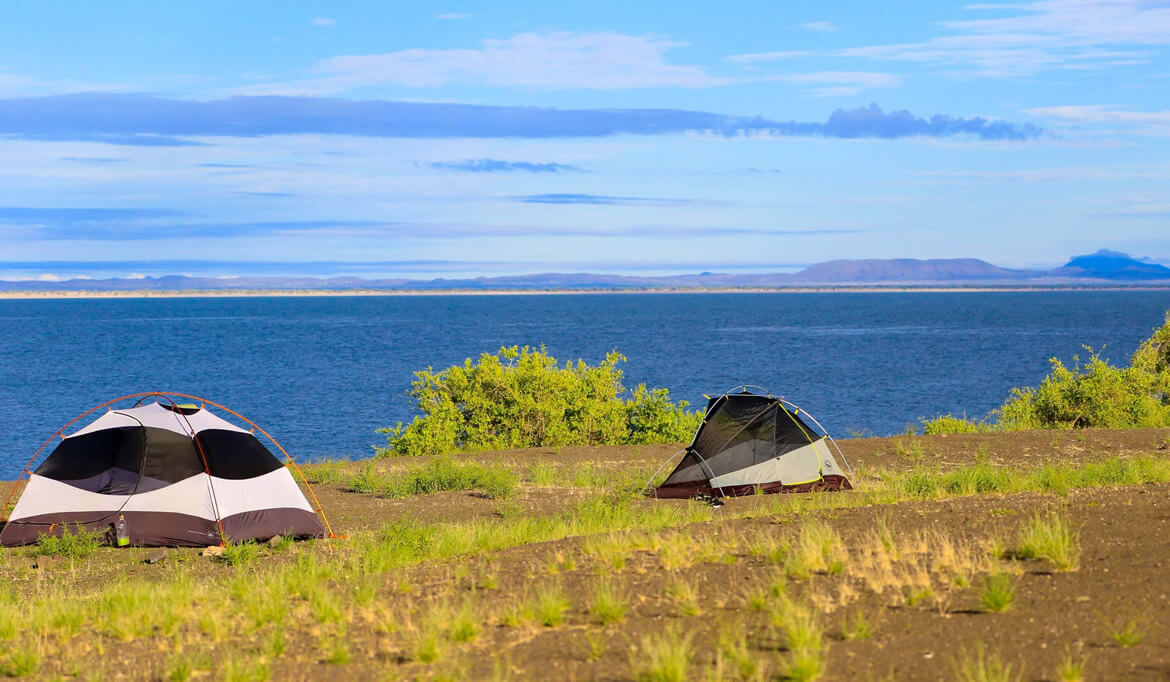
left=4, top=285, right=1170, bottom=299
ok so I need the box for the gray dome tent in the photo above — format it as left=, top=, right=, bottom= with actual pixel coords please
left=654, top=388, right=852, bottom=498
left=1, top=392, right=334, bottom=547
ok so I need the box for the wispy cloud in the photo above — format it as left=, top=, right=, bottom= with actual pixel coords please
left=0, top=207, right=858, bottom=241
left=311, top=17, right=335, bottom=27
left=0, top=94, right=1043, bottom=143
left=763, top=71, right=901, bottom=97
left=1027, top=104, right=1170, bottom=136
left=328, top=32, right=722, bottom=90
left=798, top=21, right=836, bottom=32
left=835, top=0, right=1170, bottom=76
left=514, top=194, right=716, bottom=207
left=59, top=156, right=127, bottom=164
left=248, top=32, right=727, bottom=93
left=724, top=51, right=813, bottom=64
left=1092, top=199, right=1170, bottom=220
left=9, top=132, right=206, bottom=147
left=429, top=159, right=580, bottom=173
left=0, top=207, right=181, bottom=222
left=915, top=163, right=1170, bottom=182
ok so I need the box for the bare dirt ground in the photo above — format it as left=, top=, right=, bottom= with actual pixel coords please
left=3, top=428, right=1170, bottom=680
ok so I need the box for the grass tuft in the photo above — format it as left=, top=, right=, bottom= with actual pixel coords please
left=840, top=610, right=873, bottom=641
left=215, top=540, right=261, bottom=566
left=1056, top=644, right=1086, bottom=682
left=666, top=576, right=701, bottom=617
left=533, top=583, right=571, bottom=627
left=1011, top=512, right=1080, bottom=571
left=589, top=579, right=628, bottom=626
left=631, top=625, right=693, bottom=682
left=952, top=642, right=1021, bottom=682
left=979, top=573, right=1016, bottom=613
left=1105, top=618, right=1144, bottom=647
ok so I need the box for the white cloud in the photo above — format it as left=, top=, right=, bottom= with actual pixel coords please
left=1028, top=104, right=1170, bottom=124
left=311, top=17, right=335, bottom=27
left=307, top=32, right=728, bottom=90
left=915, top=163, right=1170, bottom=182
left=836, top=0, right=1170, bottom=76
left=435, top=12, right=469, bottom=20
left=763, top=71, right=901, bottom=96
left=240, top=32, right=895, bottom=96
left=724, top=50, right=813, bottom=64
left=1027, top=104, right=1170, bottom=136
left=798, top=21, right=836, bottom=32
left=0, top=71, right=129, bottom=97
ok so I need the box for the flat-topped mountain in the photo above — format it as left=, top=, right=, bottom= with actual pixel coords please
left=1057, top=249, right=1170, bottom=281
left=795, top=258, right=1024, bottom=282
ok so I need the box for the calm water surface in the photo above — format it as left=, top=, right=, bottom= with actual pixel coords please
left=1, top=291, right=1168, bottom=477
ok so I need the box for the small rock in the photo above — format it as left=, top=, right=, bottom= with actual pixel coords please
left=32, top=555, right=62, bottom=570
left=142, top=552, right=166, bottom=564
left=1075, top=595, right=1090, bottom=602
left=201, top=545, right=225, bottom=557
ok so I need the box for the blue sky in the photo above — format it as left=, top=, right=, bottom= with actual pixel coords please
left=1, top=1, right=1168, bottom=280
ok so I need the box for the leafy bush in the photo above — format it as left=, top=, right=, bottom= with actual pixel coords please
left=921, top=414, right=987, bottom=435
left=344, top=458, right=517, bottom=499
left=34, top=524, right=104, bottom=561
left=215, top=541, right=260, bottom=566
left=377, top=346, right=702, bottom=456
left=926, top=313, right=1170, bottom=433
left=997, top=351, right=1170, bottom=430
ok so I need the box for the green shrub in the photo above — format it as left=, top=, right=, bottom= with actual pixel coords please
left=215, top=541, right=260, bottom=566
left=343, top=458, right=516, bottom=499
left=921, top=414, right=987, bottom=434
left=997, top=351, right=1170, bottom=430
left=34, top=524, right=104, bottom=561
left=376, top=346, right=701, bottom=456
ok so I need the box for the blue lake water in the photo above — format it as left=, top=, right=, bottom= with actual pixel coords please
left=1, top=291, right=1169, bottom=477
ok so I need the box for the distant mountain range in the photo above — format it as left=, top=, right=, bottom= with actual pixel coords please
left=3, top=250, right=1169, bottom=292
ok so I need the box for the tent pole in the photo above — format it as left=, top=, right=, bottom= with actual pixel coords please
left=642, top=448, right=686, bottom=498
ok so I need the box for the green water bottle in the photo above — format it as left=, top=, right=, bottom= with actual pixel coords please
left=115, top=514, right=129, bottom=547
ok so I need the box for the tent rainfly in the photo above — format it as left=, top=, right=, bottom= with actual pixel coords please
left=654, top=389, right=853, bottom=499
left=0, top=393, right=333, bottom=547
